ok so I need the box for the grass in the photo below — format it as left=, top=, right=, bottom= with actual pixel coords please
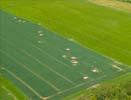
left=0, top=0, right=131, bottom=66
left=0, top=75, right=28, bottom=100
left=0, top=10, right=129, bottom=100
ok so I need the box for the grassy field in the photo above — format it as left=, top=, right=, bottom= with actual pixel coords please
left=1, top=0, right=131, bottom=66
left=0, top=0, right=131, bottom=100
left=0, top=10, right=129, bottom=100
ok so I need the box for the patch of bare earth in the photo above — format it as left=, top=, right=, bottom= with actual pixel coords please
left=88, top=0, right=131, bottom=13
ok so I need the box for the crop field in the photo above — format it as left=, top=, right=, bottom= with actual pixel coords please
left=1, top=0, right=131, bottom=66
left=0, top=10, right=129, bottom=100
left=0, top=0, right=131, bottom=100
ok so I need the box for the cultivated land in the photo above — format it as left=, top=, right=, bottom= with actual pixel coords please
left=0, top=0, right=131, bottom=100
left=1, top=0, right=131, bottom=66
left=0, top=11, right=129, bottom=100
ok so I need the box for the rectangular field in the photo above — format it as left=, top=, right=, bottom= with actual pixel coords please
left=0, top=11, right=129, bottom=100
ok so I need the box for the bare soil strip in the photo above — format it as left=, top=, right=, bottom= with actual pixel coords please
left=88, top=0, right=131, bottom=13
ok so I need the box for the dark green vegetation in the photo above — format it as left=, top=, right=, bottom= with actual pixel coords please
left=64, top=73, right=131, bottom=100
left=0, top=11, right=129, bottom=100
left=0, top=75, right=28, bottom=100
left=118, top=0, right=131, bottom=3
left=1, top=0, right=131, bottom=66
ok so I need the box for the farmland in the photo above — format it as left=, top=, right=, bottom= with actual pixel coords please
left=1, top=0, right=131, bottom=66
left=0, top=0, right=131, bottom=100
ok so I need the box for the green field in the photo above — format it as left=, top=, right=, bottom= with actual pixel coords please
left=0, top=0, right=131, bottom=100
left=0, top=10, right=129, bottom=100
left=1, top=0, right=131, bottom=66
